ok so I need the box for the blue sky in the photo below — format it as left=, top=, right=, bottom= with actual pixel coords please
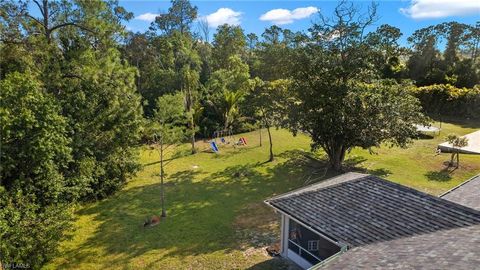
left=122, top=0, right=480, bottom=45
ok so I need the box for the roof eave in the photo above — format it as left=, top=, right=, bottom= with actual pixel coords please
left=264, top=199, right=349, bottom=249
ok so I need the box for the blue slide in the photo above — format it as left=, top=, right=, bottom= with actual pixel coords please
left=210, top=141, right=219, bottom=152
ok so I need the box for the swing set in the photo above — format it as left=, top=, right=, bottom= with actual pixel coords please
left=209, top=128, right=247, bottom=153
left=213, top=128, right=234, bottom=144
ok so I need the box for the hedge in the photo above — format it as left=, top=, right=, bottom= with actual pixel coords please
left=409, top=84, right=480, bottom=118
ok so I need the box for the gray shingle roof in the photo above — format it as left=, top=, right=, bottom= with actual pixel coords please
left=266, top=173, right=480, bottom=248
left=320, top=224, right=480, bottom=270
left=441, top=175, right=480, bottom=211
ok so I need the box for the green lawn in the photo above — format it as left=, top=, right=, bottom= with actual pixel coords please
left=45, top=119, right=480, bottom=270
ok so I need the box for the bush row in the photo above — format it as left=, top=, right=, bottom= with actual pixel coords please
left=409, top=84, right=480, bottom=118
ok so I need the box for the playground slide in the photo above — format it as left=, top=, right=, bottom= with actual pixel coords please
left=210, top=141, right=219, bottom=152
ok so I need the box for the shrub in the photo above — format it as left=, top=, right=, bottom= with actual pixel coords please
left=0, top=188, right=73, bottom=269
left=409, top=84, right=480, bottom=118
left=1, top=72, right=74, bottom=268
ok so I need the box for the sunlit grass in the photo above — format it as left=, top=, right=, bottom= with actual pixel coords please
left=45, top=120, right=480, bottom=270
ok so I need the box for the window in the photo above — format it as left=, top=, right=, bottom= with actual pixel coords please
left=307, top=240, right=320, bottom=251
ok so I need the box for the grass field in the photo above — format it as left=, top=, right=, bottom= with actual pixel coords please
left=45, top=119, right=480, bottom=270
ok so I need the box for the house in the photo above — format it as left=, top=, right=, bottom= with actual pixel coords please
left=265, top=173, right=480, bottom=269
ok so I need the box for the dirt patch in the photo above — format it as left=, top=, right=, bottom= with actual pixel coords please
left=234, top=202, right=278, bottom=231
left=233, top=202, right=281, bottom=255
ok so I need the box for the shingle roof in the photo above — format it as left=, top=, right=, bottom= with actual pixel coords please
left=266, top=173, right=480, bottom=248
left=320, top=224, right=480, bottom=270
left=441, top=175, right=480, bottom=211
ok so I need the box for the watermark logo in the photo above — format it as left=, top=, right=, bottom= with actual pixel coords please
left=1, top=262, right=31, bottom=269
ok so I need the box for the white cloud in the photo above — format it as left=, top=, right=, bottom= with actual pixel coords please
left=203, top=8, right=242, bottom=28
left=400, top=0, right=480, bottom=19
left=135, top=12, right=159, bottom=22
left=260, top=7, right=319, bottom=25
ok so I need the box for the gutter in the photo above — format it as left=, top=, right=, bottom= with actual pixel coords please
left=307, top=245, right=349, bottom=270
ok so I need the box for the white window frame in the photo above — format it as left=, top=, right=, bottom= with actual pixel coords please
left=307, top=240, right=320, bottom=251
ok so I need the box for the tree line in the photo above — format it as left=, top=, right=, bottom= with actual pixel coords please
left=0, top=0, right=479, bottom=267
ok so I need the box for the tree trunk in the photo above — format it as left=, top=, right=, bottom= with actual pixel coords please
left=224, top=113, right=229, bottom=130
left=190, top=119, right=196, bottom=154
left=327, top=145, right=346, bottom=171
left=450, top=152, right=455, bottom=167
left=266, top=123, right=274, bottom=162
left=184, top=81, right=195, bottom=154
left=456, top=150, right=460, bottom=168
left=160, top=144, right=166, bottom=218
left=42, top=0, right=50, bottom=43
left=259, top=126, right=262, bottom=147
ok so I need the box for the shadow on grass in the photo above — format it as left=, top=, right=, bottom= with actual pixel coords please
left=344, top=155, right=367, bottom=166
left=277, top=149, right=330, bottom=170
left=367, top=168, right=393, bottom=177
left=430, top=116, right=480, bottom=129
left=57, top=144, right=480, bottom=269
left=417, top=133, right=435, bottom=140
left=245, top=257, right=300, bottom=270
left=425, top=168, right=454, bottom=182
left=345, top=156, right=392, bottom=177
left=142, top=147, right=194, bottom=167
left=59, top=150, right=338, bottom=269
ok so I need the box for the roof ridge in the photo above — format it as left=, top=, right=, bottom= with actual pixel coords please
left=265, top=172, right=368, bottom=202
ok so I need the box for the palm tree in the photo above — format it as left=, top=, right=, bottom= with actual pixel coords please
left=222, top=90, right=244, bottom=129
left=208, top=90, right=245, bottom=130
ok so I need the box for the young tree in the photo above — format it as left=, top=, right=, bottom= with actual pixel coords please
left=249, top=79, right=290, bottom=162
left=445, top=134, right=469, bottom=168
left=181, top=66, right=200, bottom=154
left=150, top=93, right=188, bottom=217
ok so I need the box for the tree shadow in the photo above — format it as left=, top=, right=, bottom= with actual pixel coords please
left=344, top=156, right=368, bottom=168
left=245, top=257, right=300, bottom=270
left=425, top=169, right=453, bottom=182
left=171, top=147, right=193, bottom=159
left=277, top=149, right=330, bottom=170
left=345, top=156, right=392, bottom=177
left=430, top=116, right=480, bottom=129
left=366, top=168, right=392, bottom=177
left=210, top=145, right=253, bottom=160
left=417, top=133, right=434, bottom=140
left=58, top=152, right=337, bottom=269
